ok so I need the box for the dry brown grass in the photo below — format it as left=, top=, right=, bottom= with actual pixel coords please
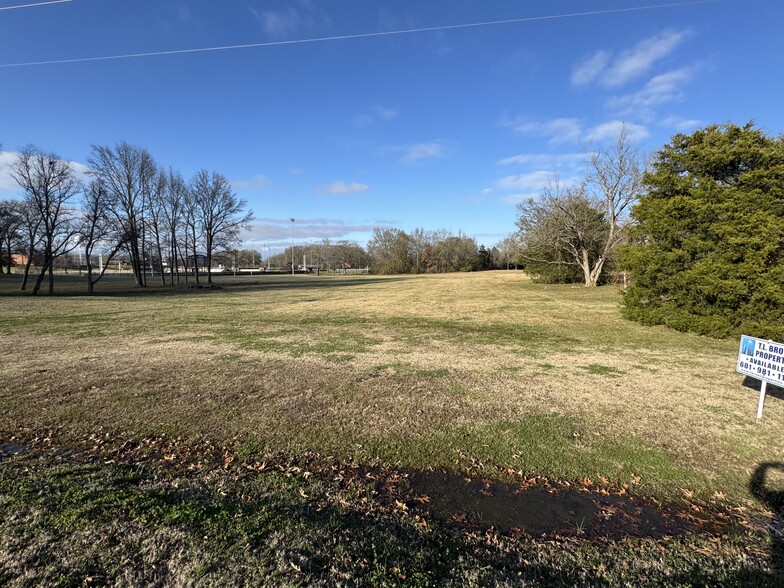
left=1, top=271, right=781, bottom=499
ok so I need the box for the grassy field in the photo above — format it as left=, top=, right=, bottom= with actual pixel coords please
left=1, top=270, right=783, bottom=585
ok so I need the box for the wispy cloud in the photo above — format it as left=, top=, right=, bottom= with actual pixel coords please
left=231, top=175, right=270, bottom=190
left=510, top=118, right=582, bottom=144
left=584, top=120, right=649, bottom=143
left=0, top=151, right=90, bottom=192
left=659, top=115, right=703, bottom=131
left=572, top=30, right=690, bottom=88
left=571, top=50, right=611, bottom=86
left=402, top=142, right=444, bottom=163
left=607, top=67, right=696, bottom=118
left=383, top=141, right=449, bottom=164
left=0, top=151, right=17, bottom=191
left=317, top=181, right=370, bottom=195
left=508, top=117, right=648, bottom=145
left=353, top=106, right=399, bottom=127
left=244, top=217, right=386, bottom=243
left=497, top=153, right=585, bottom=168
left=249, top=0, right=330, bottom=38
left=497, top=170, right=561, bottom=192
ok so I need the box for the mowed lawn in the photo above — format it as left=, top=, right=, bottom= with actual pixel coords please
left=2, top=271, right=784, bottom=586
left=1, top=270, right=780, bottom=500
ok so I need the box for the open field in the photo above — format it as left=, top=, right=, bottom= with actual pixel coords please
left=1, top=271, right=783, bottom=585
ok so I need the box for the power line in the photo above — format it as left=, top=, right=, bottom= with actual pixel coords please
left=0, top=0, right=73, bottom=11
left=0, top=0, right=720, bottom=68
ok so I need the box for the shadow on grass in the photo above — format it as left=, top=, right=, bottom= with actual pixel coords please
left=0, top=274, right=410, bottom=298
left=750, top=462, right=784, bottom=579
left=742, top=376, right=784, bottom=403
left=1, top=443, right=782, bottom=586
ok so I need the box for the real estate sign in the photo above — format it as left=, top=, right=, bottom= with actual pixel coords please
left=736, top=335, right=784, bottom=387
left=737, top=335, right=784, bottom=419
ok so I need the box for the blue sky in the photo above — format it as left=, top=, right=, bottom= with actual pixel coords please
left=1, top=0, right=781, bottom=254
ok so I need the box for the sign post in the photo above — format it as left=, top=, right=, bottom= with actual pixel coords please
left=736, top=335, right=784, bottom=420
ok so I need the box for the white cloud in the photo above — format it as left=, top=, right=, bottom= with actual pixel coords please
left=231, top=175, right=270, bottom=190
left=319, top=181, right=370, bottom=195
left=502, top=193, right=539, bottom=205
left=496, top=170, right=561, bottom=191
left=250, top=0, right=330, bottom=38
left=0, top=151, right=90, bottom=193
left=607, top=67, right=695, bottom=117
left=571, top=30, right=690, bottom=89
left=659, top=115, right=703, bottom=131
left=377, top=107, right=398, bottom=121
left=496, top=153, right=584, bottom=168
left=355, top=106, right=399, bottom=127
left=571, top=50, right=611, bottom=86
left=482, top=188, right=493, bottom=195
left=391, top=141, right=447, bottom=164
left=584, top=120, right=649, bottom=143
left=601, top=30, right=690, bottom=87
left=0, top=151, right=16, bottom=192
left=244, top=217, right=384, bottom=243
left=511, top=118, right=583, bottom=144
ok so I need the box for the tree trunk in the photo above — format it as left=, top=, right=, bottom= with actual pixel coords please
left=589, top=257, right=605, bottom=287
left=581, top=249, right=593, bottom=287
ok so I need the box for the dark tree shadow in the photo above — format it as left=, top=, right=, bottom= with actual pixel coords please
left=742, top=376, right=784, bottom=401
left=750, top=462, right=784, bottom=579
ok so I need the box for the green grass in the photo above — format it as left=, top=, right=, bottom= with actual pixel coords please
left=1, top=270, right=783, bottom=584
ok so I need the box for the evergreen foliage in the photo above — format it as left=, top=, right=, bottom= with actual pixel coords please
left=621, top=123, right=784, bottom=339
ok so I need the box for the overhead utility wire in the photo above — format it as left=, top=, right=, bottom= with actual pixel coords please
left=0, top=0, right=720, bottom=68
left=0, top=0, right=73, bottom=11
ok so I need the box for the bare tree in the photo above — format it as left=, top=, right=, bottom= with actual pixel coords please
left=145, top=169, right=169, bottom=285
left=583, top=124, right=643, bottom=285
left=14, top=198, right=43, bottom=291
left=515, top=125, right=643, bottom=286
left=164, top=169, right=187, bottom=286
left=190, top=170, right=253, bottom=284
left=10, top=147, right=81, bottom=294
left=88, top=142, right=156, bottom=287
left=80, top=179, right=126, bottom=294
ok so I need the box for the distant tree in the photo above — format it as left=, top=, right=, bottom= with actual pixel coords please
left=88, top=142, right=156, bottom=287
left=408, top=227, right=432, bottom=273
left=495, top=234, right=522, bottom=270
left=190, top=170, right=253, bottom=284
left=14, top=198, right=43, bottom=291
left=431, top=233, right=479, bottom=272
left=10, top=146, right=81, bottom=294
left=79, top=179, right=126, bottom=294
left=516, top=183, right=610, bottom=284
left=367, top=227, right=412, bottom=274
left=145, top=169, right=169, bottom=285
left=622, top=122, right=784, bottom=339
left=165, top=170, right=188, bottom=285
left=476, top=244, right=494, bottom=270
left=0, top=199, right=23, bottom=274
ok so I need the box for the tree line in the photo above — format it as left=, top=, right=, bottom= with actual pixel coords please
left=366, top=227, right=512, bottom=275
left=0, top=142, right=252, bottom=294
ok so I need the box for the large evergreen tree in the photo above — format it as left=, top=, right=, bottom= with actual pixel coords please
left=621, top=123, right=784, bottom=339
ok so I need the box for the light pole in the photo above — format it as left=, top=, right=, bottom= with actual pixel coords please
left=290, top=218, right=295, bottom=275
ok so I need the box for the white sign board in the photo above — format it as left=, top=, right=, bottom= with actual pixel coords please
left=737, top=335, right=784, bottom=419
left=736, top=335, right=784, bottom=386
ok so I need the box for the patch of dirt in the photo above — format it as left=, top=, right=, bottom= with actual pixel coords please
left=404, top=470, right=706, bottom=539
